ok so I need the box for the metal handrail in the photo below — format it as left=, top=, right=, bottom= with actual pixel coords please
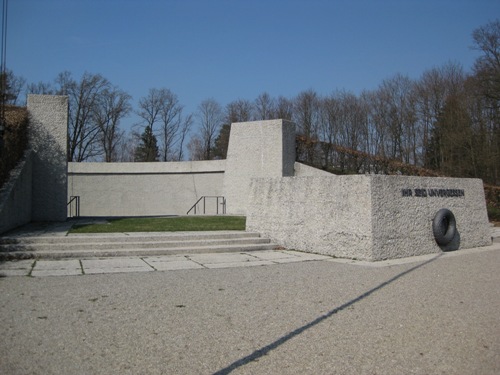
left=67, top=195, right=80, bottom=217
left=186, top=196, right=226, bottom=215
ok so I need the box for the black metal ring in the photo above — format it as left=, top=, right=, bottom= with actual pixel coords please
left=432, top=208, right=456, bottom=246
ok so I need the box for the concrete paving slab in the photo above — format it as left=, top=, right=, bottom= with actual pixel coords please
left=0, top=259, right=35, bottom=270
left=81, top=258, right=150, bottom=269
left=203, top=260, right=276, bottom=269
left=188, top=252, right=258, bottom=264
left=247, top=250, right=299, bottom=260
left=0, top=269, right=32, bottom=276
left=83, top=267, right=154, bottom=275
left=0, top=260, right=35, bottom=277
left=34, top=260, right=81, bottom=270
left=142, top=255, right=191, bottom=262
left=145, top=260, right=205, bottom=271
left=81, top=258, right=154, bottom=275
left=282, top=251, right=332, bottom=261
left=31, top=268, right=82, bottom=277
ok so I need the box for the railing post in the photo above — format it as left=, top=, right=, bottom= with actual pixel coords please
left=67, top=196, right=80, bottom=218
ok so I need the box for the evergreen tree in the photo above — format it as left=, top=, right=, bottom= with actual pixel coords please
left=211, top=123, right=230, bottom=159
left=134, top=126, right=159, bottom=161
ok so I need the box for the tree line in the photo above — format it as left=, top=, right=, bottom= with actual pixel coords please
left=2, top=20, right=499, bottom=184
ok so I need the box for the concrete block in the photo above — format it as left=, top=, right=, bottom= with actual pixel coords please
left=223, top=119, right=296, bottom=215
left=247, top=175, right=491, bottom=261
left=28, top=95, right=68, bottom=222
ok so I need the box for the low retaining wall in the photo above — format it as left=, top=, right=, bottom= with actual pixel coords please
left=68, top=160, right=226, bottom=217
left=247, top=175, right=491, bottom=261
left=0, top=150, right=33, bottom=234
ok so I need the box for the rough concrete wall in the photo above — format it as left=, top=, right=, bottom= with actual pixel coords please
left=247, top=175, right=491, bottom=261
left=223, top=119, right=296, bottom=215
left=246, top=176, right=374, bottom=260
left=28, top=95, right=68, bottom=222
left=0, top=151, right=33, bottom=234
left=370, top=175, right=491, bottom=260
left=68, top=160, right=225, bottom=216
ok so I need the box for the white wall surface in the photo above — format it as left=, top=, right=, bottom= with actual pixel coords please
left=68, top=160, right=226, bottom=217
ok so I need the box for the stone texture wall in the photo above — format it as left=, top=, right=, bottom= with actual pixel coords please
left=223, top=119, right=296, bottom=215
left=0, top=151, right=33, bottom=234
left=68, top=160, right=225, bottom=216
left=247, top=175, right=491, bottom=261
left=370, top=175, right=491, bottom=260
left=28, top=95, right=68, bottom=222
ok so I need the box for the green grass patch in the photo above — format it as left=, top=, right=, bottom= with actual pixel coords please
left=69, top=216, right=246, bottom=234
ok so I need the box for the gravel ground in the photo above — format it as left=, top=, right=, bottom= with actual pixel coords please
left=1, top=247, right=499, bottom=375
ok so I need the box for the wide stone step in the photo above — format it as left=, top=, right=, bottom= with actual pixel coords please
left=0, top=231, right=262, bottom=245
left=0, top=243, right=279, bottom=260
left=0, top=237, right=271, bottom=252
left=0, top=231, right=279, bottom=260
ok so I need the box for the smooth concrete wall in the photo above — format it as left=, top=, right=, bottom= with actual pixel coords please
left=68, top=160, right=225, bottom=216
left=223, top=119, right=296, bottom=215
left=28, top=95, right=68, bottom=221
left=247, top=175, right=491, bottom=261
left=294, top=162, right=333, bottom=177
left=0, top=151, right=33, bottom=234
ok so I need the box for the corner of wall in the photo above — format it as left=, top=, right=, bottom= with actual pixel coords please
left=28, top=95, right=69, bottom=222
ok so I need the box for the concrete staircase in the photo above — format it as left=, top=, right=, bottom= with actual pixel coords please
left=0, top=231, right=279, bottom=261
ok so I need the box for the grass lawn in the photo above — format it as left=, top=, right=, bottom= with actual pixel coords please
left=69, top=216, right=246, bottom=234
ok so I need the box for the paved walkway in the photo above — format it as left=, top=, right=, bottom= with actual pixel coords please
left=0, top=250, right=331, bottom=277
left=1, top=244, right=498, bottom=278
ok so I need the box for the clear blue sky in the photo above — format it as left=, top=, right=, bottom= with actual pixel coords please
left=9, top=0, right=500, bottom=132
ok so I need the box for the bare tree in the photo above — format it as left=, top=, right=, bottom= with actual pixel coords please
left=293, top=89, right=321, bottom=163
left=225, top=99, right=253, bottom=124
left=114, top=131, right=137, bottom=162
left=471, top=20, right=500, bottom=183
left=137, top=88, right=192, bottom=161
left=472, top=19, right=500, bottom=104
left=158, top=90, right=192, bottom=161
left=187, top=134, right=205, bottom=161
left=26, top=81, right=54, bottom=95
left=0, top=70, right=26, bottom=105
left=176, top=114, right=192, bottom=161
left=197, top=98, right=223, bottom=160
left=92, top=86, right=132, bottom=162
left=61, top=72, right=111, bottom=162
left=274, top=96, right=293, bottom=120
left=136, top=88, right=166, bottom=134
left=254, top=92, right=275, bottom=120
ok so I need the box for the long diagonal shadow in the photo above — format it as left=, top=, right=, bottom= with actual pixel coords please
left=213, top=253, right=443, bottom=375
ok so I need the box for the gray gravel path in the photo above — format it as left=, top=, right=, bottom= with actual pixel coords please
left=1, top=246, right=499, bottom=375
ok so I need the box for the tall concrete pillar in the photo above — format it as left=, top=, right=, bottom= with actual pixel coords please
left=28, top=95, right=68, bottom=221
left=223, top=119, right=295, bottom=215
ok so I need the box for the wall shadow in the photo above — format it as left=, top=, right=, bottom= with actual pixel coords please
left=213, top=253, right=443, bottom=375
